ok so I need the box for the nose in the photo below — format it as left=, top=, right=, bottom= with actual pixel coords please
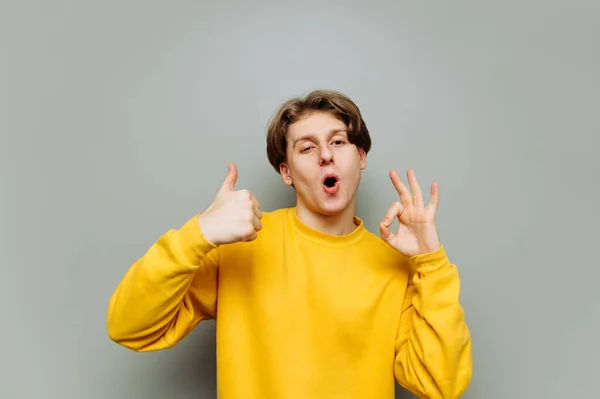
left=319, top=148, right=334, bottom=166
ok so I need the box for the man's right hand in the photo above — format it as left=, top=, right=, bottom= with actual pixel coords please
left=197, top=163, right=262, bottom=246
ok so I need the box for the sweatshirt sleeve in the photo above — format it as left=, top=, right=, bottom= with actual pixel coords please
left=394, top=245, right=472, bottom=399
left=106, top=215, right=220, bottom=352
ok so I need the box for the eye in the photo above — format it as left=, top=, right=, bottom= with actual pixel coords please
left=332, top=140, right=345, bottom=145
left=301, top=146, right=313, bottom=153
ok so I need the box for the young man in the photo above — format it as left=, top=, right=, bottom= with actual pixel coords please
left=106, top=90, right=472, bottom=399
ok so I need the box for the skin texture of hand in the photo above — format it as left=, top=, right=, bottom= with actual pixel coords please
left=379, top=169, right=442, bottom=257
left=197, top=163, right=262, bottom=246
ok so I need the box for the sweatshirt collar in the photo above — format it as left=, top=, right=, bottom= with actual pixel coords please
left=287, top=207, right=366, bottom=246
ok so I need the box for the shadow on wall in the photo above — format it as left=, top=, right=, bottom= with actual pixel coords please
left=120, top=321, right=219, bottom=399
left=396, top=384, right=418, bottom=399
left=162, top=321, right=218, bottom=398
left=105, top=322, right=218, bottom=399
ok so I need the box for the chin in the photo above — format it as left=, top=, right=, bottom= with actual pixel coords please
left=313, top=198, right=351, bottom=216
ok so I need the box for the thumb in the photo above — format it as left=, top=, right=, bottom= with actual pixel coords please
left=218, top=162, right=238, bottom=194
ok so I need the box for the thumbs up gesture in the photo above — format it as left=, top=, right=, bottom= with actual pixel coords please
left=197, top=163, right=263, bottom=246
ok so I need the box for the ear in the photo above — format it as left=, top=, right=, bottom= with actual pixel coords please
left=358, top=148, right=367, bottom=170
left=279, top=163, right=293, bottom=186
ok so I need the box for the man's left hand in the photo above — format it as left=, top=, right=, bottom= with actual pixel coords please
left=380, top=169, right=442, bottom=257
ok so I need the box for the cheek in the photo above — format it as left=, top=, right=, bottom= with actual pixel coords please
left=288, top=162, right=314, bottom=184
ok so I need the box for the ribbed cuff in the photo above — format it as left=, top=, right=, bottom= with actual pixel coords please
left=409, top=245, right=450, bottom=275
left=176, top=214, right=217, bottom=264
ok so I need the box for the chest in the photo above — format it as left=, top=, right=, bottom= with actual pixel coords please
left=219, top=238, right=408, bottom=332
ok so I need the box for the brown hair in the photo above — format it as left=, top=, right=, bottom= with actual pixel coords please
left=266, top=89, right=372, bottom=173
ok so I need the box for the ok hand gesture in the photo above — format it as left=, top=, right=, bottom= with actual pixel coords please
left=379, top=169, right=441, bottom=257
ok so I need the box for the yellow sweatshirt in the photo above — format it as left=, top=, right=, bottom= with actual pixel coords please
left=107, top=207, right=472, bottom=399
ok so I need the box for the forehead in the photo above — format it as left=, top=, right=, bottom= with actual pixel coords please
left=287, top=111, right=347, bottom=141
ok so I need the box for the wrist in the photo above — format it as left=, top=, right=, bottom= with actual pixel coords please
left=197, top=214, right=220, bottom=247
left=416, top=230, right=441, bottom=255
left=175, top=215, right=218, bottom=264
left=416, top=242, right=441, bottom=255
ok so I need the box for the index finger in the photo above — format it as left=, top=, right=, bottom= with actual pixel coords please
left=250, top=193, right=262, bottom=219
left=389, top=170, right=412, bottom=203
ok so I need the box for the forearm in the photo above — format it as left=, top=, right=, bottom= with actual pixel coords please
left=394, top=246, right=472, bottom=399
left=106, top=215, right=218, bottom=351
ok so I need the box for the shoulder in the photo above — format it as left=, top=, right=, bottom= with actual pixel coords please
left=358, top=228, right=411, bottom=271
left=217, top=207, right=290, bottom=260
left=228, top=207, right=291, bottom=246
left=259, top=207, right=291, bottom=229
left=261, top=207, right=291, bottom=220
left=360, top=229, right=399, bottom=254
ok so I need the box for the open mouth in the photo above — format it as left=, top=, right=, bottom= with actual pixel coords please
left=323, top=174, right=340, bottom=194
left=324, top=176, right=337, bottom=187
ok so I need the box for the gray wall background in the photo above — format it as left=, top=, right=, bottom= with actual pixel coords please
left=1, top=0, right=598, bottom=398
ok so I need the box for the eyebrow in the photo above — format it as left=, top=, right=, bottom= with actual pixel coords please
left=292, top=128, right=348, bottom=147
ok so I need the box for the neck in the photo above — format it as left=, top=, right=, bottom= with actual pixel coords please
left=295, top=200, right=357, bottom=236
